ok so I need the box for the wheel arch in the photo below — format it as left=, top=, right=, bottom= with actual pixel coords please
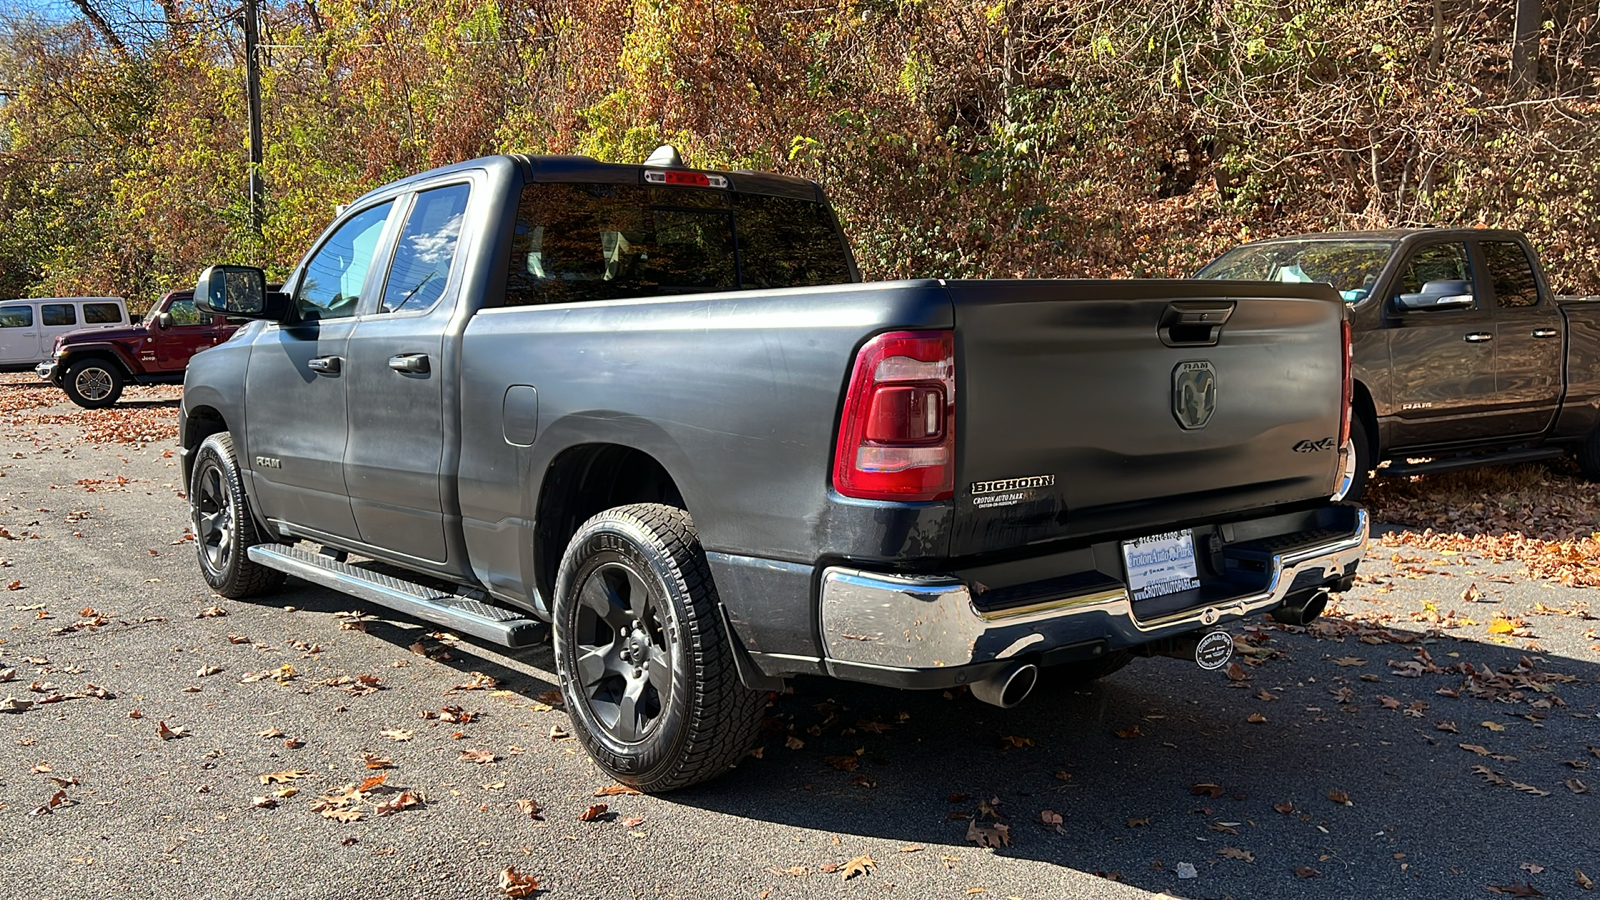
left=62, top=346, right=136, bottom=377
left=533, top=443, right=690, bottom=614
left=1352, top=379, right=1380, bottom=461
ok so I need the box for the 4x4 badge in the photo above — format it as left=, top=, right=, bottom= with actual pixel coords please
left=1173, top=361, right=1216, bottom=430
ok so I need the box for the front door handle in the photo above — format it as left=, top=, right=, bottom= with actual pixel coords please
left=1532, top=328, right=1559, bottom=338
left=387, top=353, right=430, bottom=374
left=307, top=355, right=341, bottom=374
left=1464, top=332, right=1494, bottom=343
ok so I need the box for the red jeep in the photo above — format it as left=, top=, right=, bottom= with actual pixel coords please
left=36, top=290, right=241, bottom=408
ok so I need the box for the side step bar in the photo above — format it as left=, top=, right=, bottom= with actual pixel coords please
left=247, top=545, right=545, bottom=648
left=1383, top=445, right=1565, bottom=477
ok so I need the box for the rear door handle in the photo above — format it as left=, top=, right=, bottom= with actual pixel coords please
left=1464, top=332, right=1494, bottom=343
left=1532, top=328, right=1559, bottom=338
left=307, top=355, right=341, bottom=374
left=387, top=353, right=430, bottom=374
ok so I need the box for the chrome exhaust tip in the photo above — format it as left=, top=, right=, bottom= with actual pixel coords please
left=1270, top=589, right=1330, bottom=626
left=970, top=662, right=1038, bottom=709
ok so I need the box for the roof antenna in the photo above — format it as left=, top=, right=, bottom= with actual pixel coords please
left=644, top=145, right=684, bottom=168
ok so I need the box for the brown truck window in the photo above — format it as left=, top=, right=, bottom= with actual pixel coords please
left=41, top=304, right=76, bottom=326
left=380, top=183, right=470, bottom=313
left=1483, top=241, right=1539, bottom=308
left=83, top=303, right=121, bottom=324
left=1398, top=243, right=1473, bottom=297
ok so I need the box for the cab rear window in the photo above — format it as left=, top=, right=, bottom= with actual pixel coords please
left=503, top=182, right=852, bottom=306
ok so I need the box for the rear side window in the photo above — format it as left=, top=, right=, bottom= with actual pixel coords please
left=1398, top=243, right=1473, bottom=297
left=1483, top=241, right=1540, bottom=308
left=504, top=182, right=851, bottom=307
left=41, top=304, right=76, bottom=326
left=0, top=305, right=31, bottom=328
left=83, top=303, right=122, bottom=324
left=380, top=183, right=470, bottom=313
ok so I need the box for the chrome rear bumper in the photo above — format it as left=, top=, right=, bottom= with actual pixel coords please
left=819, top=504, right=1368, bottom=685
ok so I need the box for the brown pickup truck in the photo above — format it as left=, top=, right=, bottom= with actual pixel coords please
left=1198, top=229, right=1600, bottom=500
left=36, top=290, right=242, bottom=408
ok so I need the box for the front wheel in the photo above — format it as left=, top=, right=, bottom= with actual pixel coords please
left=552, top=504, right=764, bottom=792
left=1333, top=415, right=1374, bottom=503
left=190, top=432, right=284, bottom=598
left=62, top=359, right=124, bottom=408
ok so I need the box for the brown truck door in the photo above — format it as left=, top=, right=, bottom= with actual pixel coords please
left=1385, top=240, right=1499, bottom=448
left=1481, top=239, right=1562, bottom=437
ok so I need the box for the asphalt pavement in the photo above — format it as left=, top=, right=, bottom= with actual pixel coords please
left=0, top=377, right=1595, bottom=900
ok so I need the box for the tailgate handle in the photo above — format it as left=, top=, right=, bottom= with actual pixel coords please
left=1159, top=301, right=1235, bottom=347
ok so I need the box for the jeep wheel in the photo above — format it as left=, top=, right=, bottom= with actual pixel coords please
left=552, top=504, right=764, bottom=792
left=63, top=359, right=124, bottom=409
left=190, top=432, right=284, bottom=598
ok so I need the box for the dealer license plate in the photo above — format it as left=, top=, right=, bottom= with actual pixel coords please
left=1122, top=529, right=1200, bottom=602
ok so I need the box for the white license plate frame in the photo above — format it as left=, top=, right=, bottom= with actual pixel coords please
left=1121, top=529, right=1201, bottom=602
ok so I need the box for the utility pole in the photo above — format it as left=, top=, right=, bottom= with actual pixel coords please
left=243, top=0, right=264, bottom=235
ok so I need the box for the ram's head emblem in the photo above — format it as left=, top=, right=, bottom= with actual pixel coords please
left=1173, top=361, right=1216, bottom=430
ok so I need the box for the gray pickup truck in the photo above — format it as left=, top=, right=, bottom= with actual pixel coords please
left=181, top=150, right=1367, bottom=790
left=1198, top=229, right=1600, bottom=500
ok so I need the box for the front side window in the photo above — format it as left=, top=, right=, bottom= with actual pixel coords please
left=83, top=303, right=121, bottom=324
left=0, top=305, right=32, bottom=328
left=167, top=296, right=203, bottom=325
left=380, top=184, right=470, bottom=313
left=41, top=304, right=76, bottom=326
left=296, top=201, right=395, bottom=321
left=1483, top=241, right=1540, bottom=308
left=1398, top=242, right=1474, bottom=298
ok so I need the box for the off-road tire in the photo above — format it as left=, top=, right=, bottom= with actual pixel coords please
left=190, top=432, right=285, bottom=598
left=62, top=358, right=124, bottom=409
left=552, top=503, right=765, bottom=793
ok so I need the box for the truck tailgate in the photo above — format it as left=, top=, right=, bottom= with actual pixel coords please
left=948, top=279, right=1345, bottom=558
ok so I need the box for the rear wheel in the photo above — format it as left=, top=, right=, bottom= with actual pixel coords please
left=552, top=504, right=764, bottom=792
left=63, top=358, right=124, bottom=408
left=190, top=432, right=284, bottom=598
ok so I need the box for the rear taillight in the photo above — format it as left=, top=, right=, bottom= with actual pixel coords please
left=833, top=330, right=955, bottom=501
left=1338, top=316, right=1352, bottom=448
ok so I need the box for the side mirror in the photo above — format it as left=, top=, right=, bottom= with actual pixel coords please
left=153, top=312, right=173, bottom=329
left=1395, top=279, right=1474, bottom=312
left=196, top=265, right=290, bottom=321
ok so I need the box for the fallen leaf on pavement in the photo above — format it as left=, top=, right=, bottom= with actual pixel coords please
left=321, top=808, right=364, bottom=823
left=156, top=721, right=186, bottom=740
left=1126, top=817, right=1150, bottom=827
left=1576, top=869, right=1593, bottom=890
left=965, top=819, right=1010, bottom=848
left=1113, top=725, right=1142, bottom=739
left=195, top=606, right=226, bottom=618
left=258, top=770, right=311, bottom=784
left=621, top=816, right=645, bottom=828
left=595, top=783, right=642, bottom=797
left=1219, top=847, right=1254, bottom=862
left=1039, top=810, right=1063, bottom=826
left=1483, top=721, right=1507, bottom=732
left=373, top=791, right=421, bottom=816
left=1247, top=713, right=1267, bottom=723
left=361, top=753, right=394, bottom=769
left=0, top=696, right=33, bottom=713
left=379, top=728, right=413, bottom=741
left=1333, top=657, right=1366, bottom=667
left=578, top=803, right=608, bottom=822
left=1190, top=782, right=1225, bottom=798
left=499, top=867, right=539, bottom=898
left=841, top=855, right=874, bottom=880
left=1295, top=865, right=1321, bottom=878
left=1272, top=801, right=1295, bottom=815
left=1326, top=790, right=1351, bottom=805
left=1567, top=779, right=1590, bottom=794
left=460, top=749, right=498, bottom=765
